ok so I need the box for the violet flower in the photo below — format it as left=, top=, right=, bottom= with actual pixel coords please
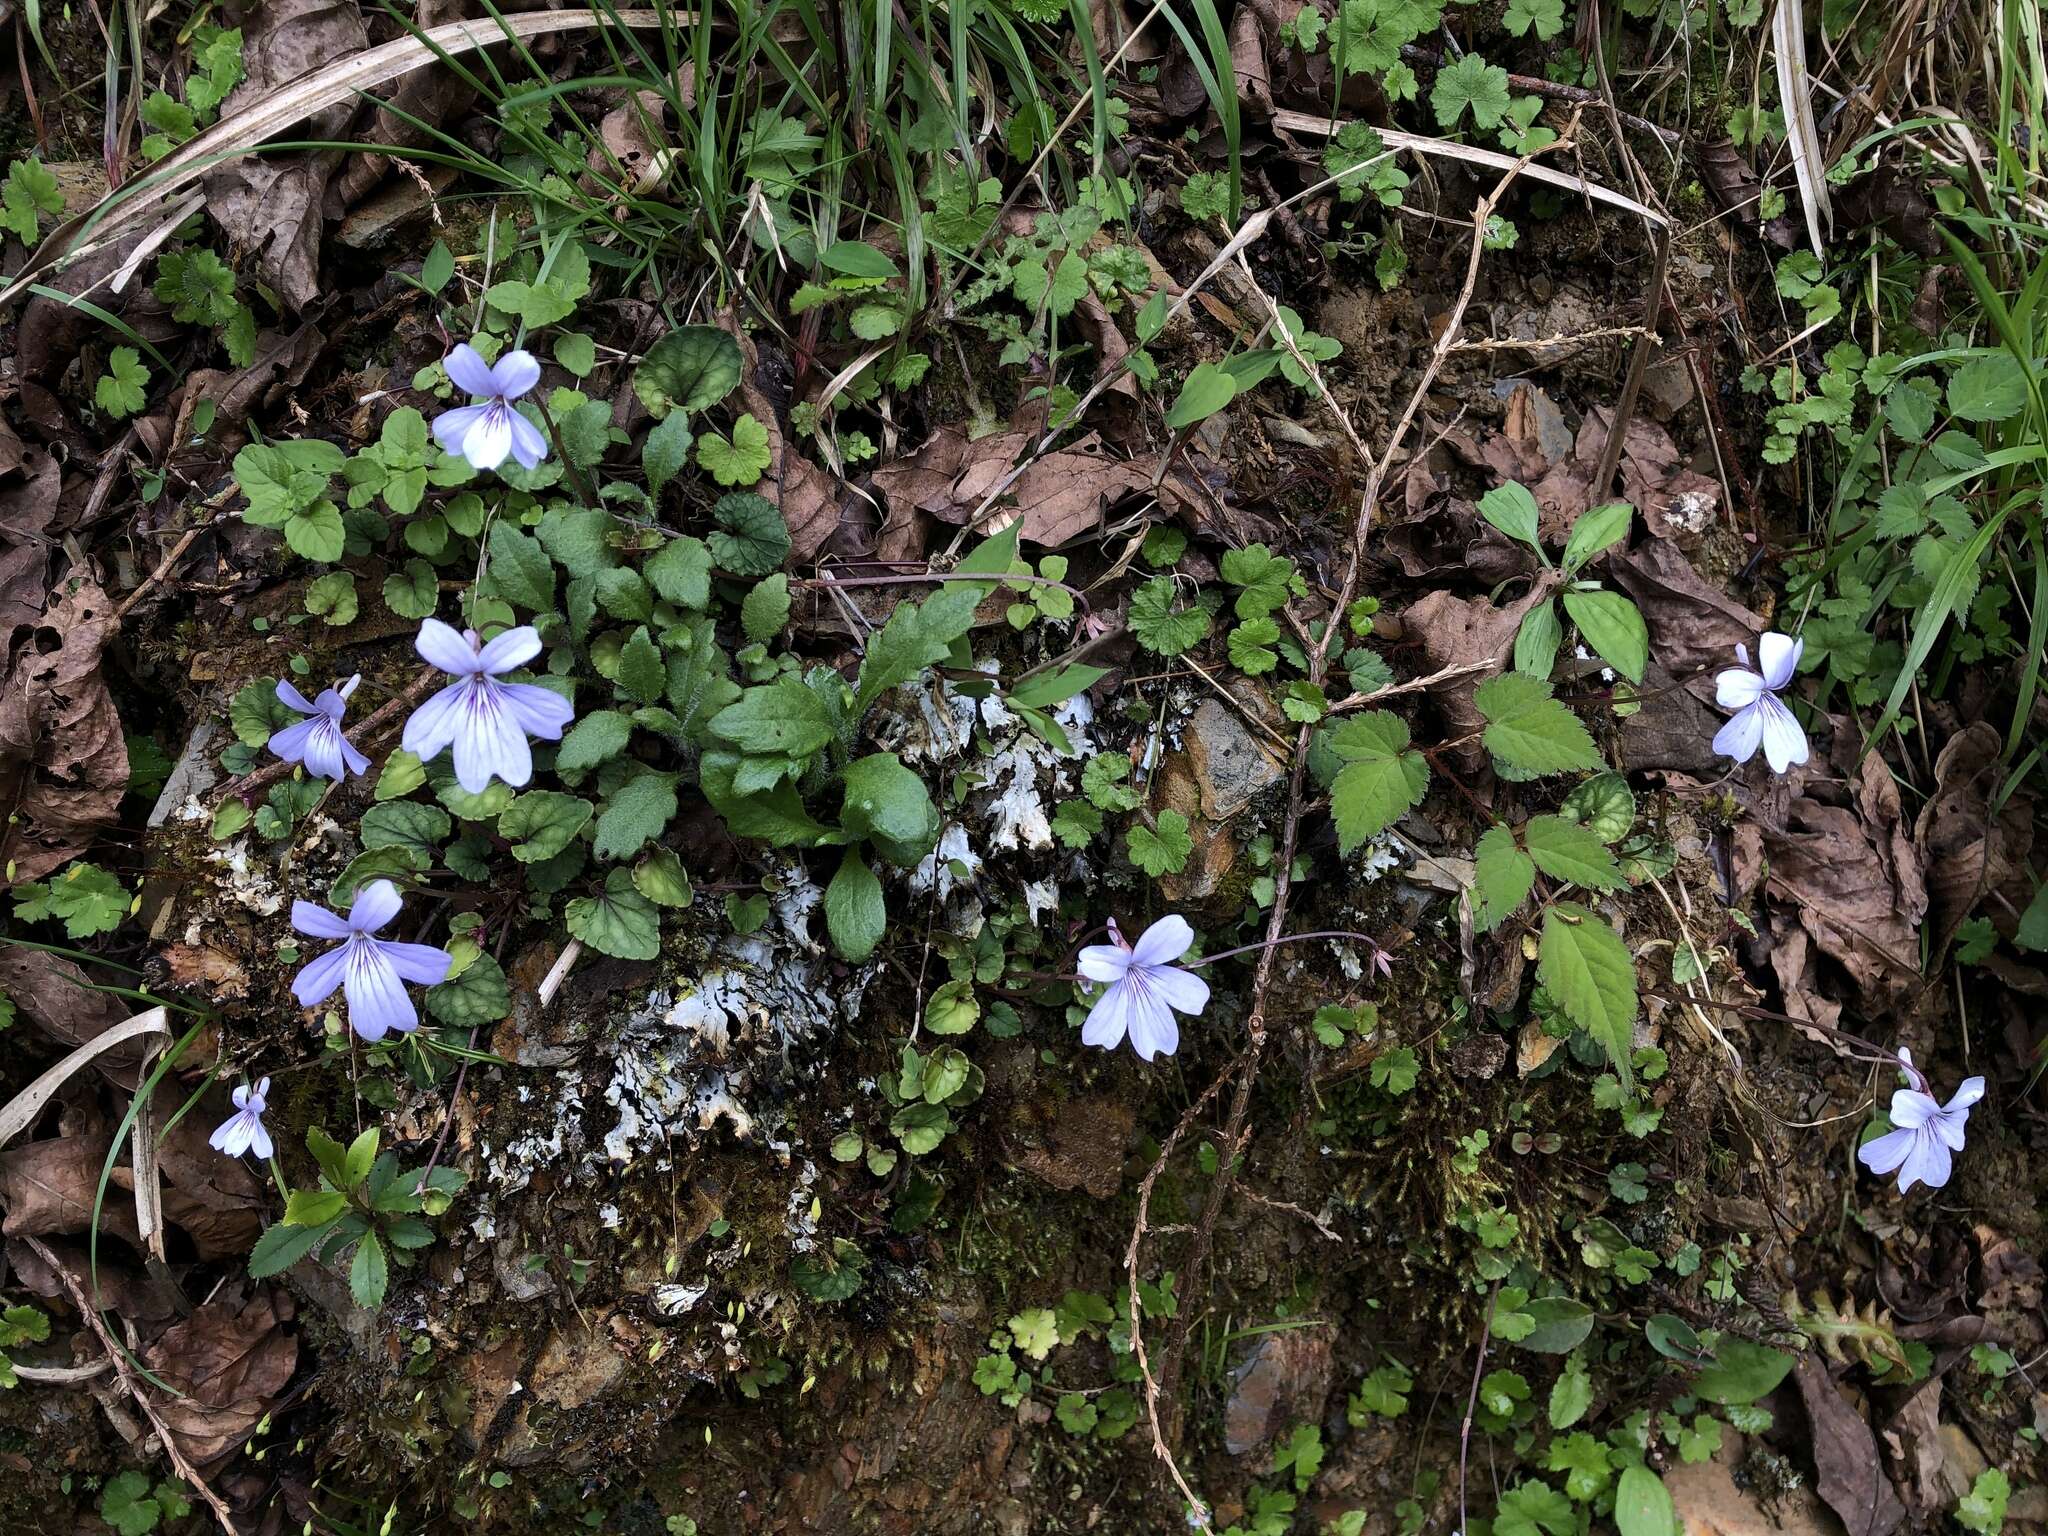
left=432, top=342, right=548, bottom=473
left=1713, top=631, right=1810, bottom=775
left=268, top=674, right=371, bottom=781
left=291, top=879, right=453, bottom=1042
left=208, top=1077, right=274, bottom=1160
left=1857, top=1047, right=1984, bottom=1194
left=1078, top=914, right=1210, bottom=1062
left=401, top=618, right=574, bottom=793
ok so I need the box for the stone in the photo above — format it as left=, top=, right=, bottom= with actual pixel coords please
left=1224, top=1328, right=1333, bottom=1456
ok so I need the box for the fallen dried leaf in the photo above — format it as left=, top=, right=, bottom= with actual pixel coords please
left=1794, top=1355, right=1907, bottom=1536
left=143, top=1290, right=299, bottom=1465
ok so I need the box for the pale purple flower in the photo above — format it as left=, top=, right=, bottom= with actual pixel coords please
left=1713, top=631, right=1809, bottom=774
left=268, top=674, right=370, bottom=781
left=401, top=618, right=574, bottom=794
left=1858, top=1047, right=1985, bottom=1193
left=1078, top=915, right=1210, bottom=1062
left=432, top=342, right=548, bottom=473
left=208, top=1077, right=273, bottom=1160
left=291, top=879, right=453, bottom=1042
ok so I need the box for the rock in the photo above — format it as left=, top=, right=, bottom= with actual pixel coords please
left=1517, top=1021, right=1564, bottom=1075
left=1185, top=698, right=1287, bottom=819
left=1666, top=1431, right=1839, bottom=1536
left=1223, top=1328, right=1333, bottom=1456
left=1641, top=357, right=1697, bottom=420
left=998, top=1068, right=1135, bottom=1201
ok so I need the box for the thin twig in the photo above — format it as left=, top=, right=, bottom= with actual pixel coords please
left=24, top=1237, right=240, bottom=1535
left=1459, top=1280, right=1504, bottom=1536
left=218, top=668, right=438, bottom=807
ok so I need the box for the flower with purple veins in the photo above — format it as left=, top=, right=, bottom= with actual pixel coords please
left=401, top=618, right=574, bottom=793
left=291, top=879, right=453, bottom=1043
left=1712, top=631, right=1810, bottom=775
left=432, top=342, right=548, bottom=473
left=268, top=674, right=371, bottom=781
left=1857, top=1047, right=1984, bottom=1193
left=208, top=1077, right=274, bottom=1160
left=1078, top=914, right=1210, bottom=1062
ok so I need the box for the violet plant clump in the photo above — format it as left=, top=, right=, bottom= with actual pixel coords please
left=267, top=674, right=370, bottom=781
left=1713, top=631, right=1810, bottom=774
left=291, top=879, right=454, bottom=1042
left=432, top=342, right=548, bottom=472
left=1857, top=1047, right=1985, bottom=1193
left=1078, top=914, right=1210, bottom=1062
left=401, top=619, right=574, bottom=793
left=208, top=1077, right=274, bottom=1160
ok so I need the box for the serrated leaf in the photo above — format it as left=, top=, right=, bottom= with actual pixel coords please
left=1475, top=672, right=1601, bottom=780
left=1538, top=903, right=1637, bottom=1088
left=350, top=1230, right=389, bottom=1310
left=698, top=413, right=773, bottom=486
left=593, top=770, right=678, bottom=861
left=1128, top=576, right=1210, bottom=656
left=709, top=491, right=790, bottom=576
left=741, top=572, right=791, bottom=643
left=1473, top=825, right=1535, bottom=931
left=94, top=346, right=150, bottom=418
left=565, top=867, right=662, bottom=958
left=360, top=801, right=452, bottom=861
left=557, top=710, right=634, bottom=774
left=644, top=535, right=713, bottom=609
left=426, top=949, right=510, bottom=1026
left=1127, top=810, right=1193, bottom=876
left=1324, top=712, right=1430, bottom=852
left=615, top=625, right=666, bottom=704
left=498, top=791, right=592, bottom=862
left=382, top=558, right=438, bottom=619
left=1524, top=815, right=1625, bottom=890
left=1947, top=353, right=2027, bottom=424
left=487, top=522, right=556, bottom=612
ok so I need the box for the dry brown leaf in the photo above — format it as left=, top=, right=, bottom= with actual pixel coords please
left=0, top=579, right=131, bottom=883
left=0, top=1134, right=140, bottom=1243
left=1794, top=1355, right=1907, bottom=1536
left=1913, top=723, right=2035, bottom=952
left=877, top=426, right=1179, bottom=547
left=1606, top=537, right=1767, bottom=686
left=716, top=313, right=846, bottom=566
left=1401, top=575, right=1560, bottom=770
left=0, top=947, right=137, bottom=1053
left=0, top=440, right=62, bottom=633
left=143, top=1290, right=299, bottom=1465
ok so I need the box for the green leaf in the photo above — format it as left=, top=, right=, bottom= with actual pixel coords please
left=1127, top=811, right=1193, bottom=876
left=925, top=979, right=979, bottom=1035
left=1515, top=599, right=1563, bottom=678
left=634, top=326, right=743, bottom=418
left=1128, top=576, right=1211, bottom=656
left=592, top=771, right=678, bottom=861
left=1548, top=1359, right=1594, bottom=1429
left=1614, top=1466, right=1675, bottom=1536
left=1562, top=590, right=1648, bottom=682
left=248, top=1219, right=330, bottom=1278
left=1477, top=481, right=1541, bottom=549
left=1324, top=712, right=1430, bottom=852
left=24, top=862, right=130, bottom=939
left=382, top=558, right=438, bottom=619
left=1219, top=544, right=1300, bottom=618
left=499, top=791, right=592, bottom=863
left=645, top=535, right=713, bottom=610
left=284, top=1188, right=348, bottom=1227
left=616, top=625, right=667, bottom=704
left=1475, top=672, right=1601, bottom=780
left=426, top=949, right=510, bottom=1026
left=633, top=848, right=693, bottom=907
left=556, top=709, right=634, bottom=775
left=1958, top=1469, right=2011, bottom=1536
left=229, top=676, right=294, bottom=747
left=1561, top=502, right=1632, bottom=573
left=360, top=801, right=451, bottom=862
left=1538, top=903, right=1638, bottom=1088
left=821, top=239, right=900, bottom=279
left=840, top=752, right=939, bottom=864
left=741, top=572, right=791, bottom=644
left=565, top=867, right=662, bottom=959
left=94, top=347, right=150, bottom=418
left=1523, top=815, right=1625, bottom=890
left=824, top=850, right=887, bottom=960
left=1165, top=362, right=1238, bottom=429
left=553, top=331, right=596, bottom=377
left=1559, top=772, right=1635, bottom=843
left=487, top=522, right=556, bottom=612
left=700, top=752, right=831, bottom=845
left=891, top=1101, right=951, bottom=1155
left=350, top=1230, right=389, bottom=1310
left=698, top=413, right=773, bottom=486
left=0, top=156, right=64, bottom=243
left=1947, top=353, right=2028, bottom=424
left=709, top=491, right=791, bottom=576
left=1691, top=1339, right=1795, bottom=1404
left=1516, top=1297, right=1595, bottom=1353
left=643, top=411, right=695, bottom=495
left=282, top=500, right=345, bottom=562
left=1472, top=825, right=1535, bottom=931
left=99, top=1470, right=165, bottom=1536
left=710, top=675, right=833, bottom=757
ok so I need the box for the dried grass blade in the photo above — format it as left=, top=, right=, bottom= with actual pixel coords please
left=1772, top=0, right=1832, bottom=254
left=0, top=1007, right=171, bottom=1149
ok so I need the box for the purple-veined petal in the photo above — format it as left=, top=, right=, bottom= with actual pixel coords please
left=414, top=617, right=481, bottom=677
left=1081, top=981, right=1134, bottom=1050
left=1757, top=695, right=1809, bottom=774
left=291, top=943, right=350, bottom=1006
left=432, top=403, right=490, bottom=457
left=1886, top=1087, right=1938, bottom=1129
left=275, top=679, right=319, bottom=715
left=460, top=405, right=515, bottom=471
left=311, top=688, right=347, bottom=718
left=1711, top=705, right=1764, bottom=764
left=213, top=1113, right=255, bottom=1157
left=1131, top=914, right=1195, bottom=967
left=1146, top=963, right=1210, bottom=1017
left=377, top=938, right=454, bottom=986
left=506, top=409, right=549, bottom=469
left=444, top=343, right=500, bottom=398
left=1757, top=632, right=1801, bottom=690
left=348, top=879, right=403, bottom=935
left=498, top=681, right=574, bottom=739
left=488, top=348, right=542, bottom=400
left=344, top=942, right=418, bottom=1040
left=1714, top=667, right=1766, bottom=711
left=476, top=625, right=543, bottom=675
left=300, top=721, right=346, bottom=782
left=1931, top=1107, right=1972, bottom=1151
left=1857, top=1125, right=1917, bottom=1176
left=267, top=716, right=320, bottom=765
left=400, top=681, right=469, bottom=761
left=290, top=900, right=351, bottom=940
left=1078, top=944, right=1134, bottom=984
left=1896, top=1132, right=1951, bottom=1192
left=454, top=697, right=534, bottom=791
left=247, top=1119, right=274, bottom=1160
left=207, top=1114, right=240, bottom=1155
left=1124, top=983, right=1181, bottom=1061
